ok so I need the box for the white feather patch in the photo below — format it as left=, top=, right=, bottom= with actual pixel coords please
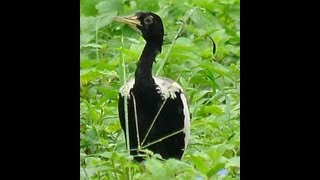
left=119, top=77, right=184, bottom=100
left=180, top=92, right=190, bottom=158
left=119, top=79, right=135, bottom=97
left=154, top=77, right=183, bottom=100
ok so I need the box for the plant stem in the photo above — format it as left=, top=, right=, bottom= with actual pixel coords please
left=119, top=36, right=132, bottom=180
left=156, top=8, right=195, bottom=76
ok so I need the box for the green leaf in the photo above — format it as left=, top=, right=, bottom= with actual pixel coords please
left=207, top=162, right=225, bottom=177
left=201, top=61, right=229, bottom=77
left=80, top=69, right=103, bottom=85
left=190, top=7, right=222, bottom=32
left=96, top=12, right=118, bottom=30
left=80, top=0, right=100, bottom=16
left=97, top=151, right=112, bottom=159
left=207, top=144, right=229, bottom=160
left=80, top=59, right=95, bottom=69
left=220, top=0, right=235, bottom=5
left=80, top=16, right=97, bottom=32
left=203, top=104, right=224, bottom=115
left=162, top=159, right=194, bottom=177
left=80, top=32, right=95, bottom=44
left=190, top=153, right=212, bottom=174
left=144, top=158, right=164, bottom=175
left=226, top=156, right=240, bottom=168
left=95, top=0, right=123, bottom=15
left=136, top=0, right=160, bottom=12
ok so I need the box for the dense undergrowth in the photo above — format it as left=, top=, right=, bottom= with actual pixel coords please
left=80, top=0, right=240, bottom=179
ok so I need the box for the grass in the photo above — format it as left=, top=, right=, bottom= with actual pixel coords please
left=80, top=0, right=240, bottom=179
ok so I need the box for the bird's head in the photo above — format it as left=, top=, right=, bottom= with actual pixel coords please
left=113, top=12, right=164, bottom=51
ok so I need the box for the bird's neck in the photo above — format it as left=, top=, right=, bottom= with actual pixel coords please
left=134, top=42, right=161, bottom=89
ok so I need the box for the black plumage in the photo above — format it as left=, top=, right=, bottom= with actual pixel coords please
left=113, top=12, right=190, bottom=162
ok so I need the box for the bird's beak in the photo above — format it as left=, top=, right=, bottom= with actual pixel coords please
left=112, top=15, right=142, bottom=27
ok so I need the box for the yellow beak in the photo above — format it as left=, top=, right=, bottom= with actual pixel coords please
left=112, top=15, right=142, bottom=27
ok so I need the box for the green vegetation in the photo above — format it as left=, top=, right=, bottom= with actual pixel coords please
left=80, top=0, right=240, bottom=179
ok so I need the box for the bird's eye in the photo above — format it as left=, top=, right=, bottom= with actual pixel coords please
left=144, top=16, right=153, bottom=25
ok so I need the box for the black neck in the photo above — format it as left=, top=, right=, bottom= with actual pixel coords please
left=134, top=42, right=161, bottom=89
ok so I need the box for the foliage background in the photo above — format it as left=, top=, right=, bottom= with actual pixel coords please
left=80, top=0, right=239, bottom=179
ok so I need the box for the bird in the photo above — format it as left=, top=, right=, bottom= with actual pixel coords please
left=113, top=12, right=190, bottom=162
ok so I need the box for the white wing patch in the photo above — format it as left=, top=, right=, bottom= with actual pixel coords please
left=154, top=77, right=183, bottom=100
left=119, top=79, right=135, bottom=97
left=119, top=77, right=184, bottom=100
